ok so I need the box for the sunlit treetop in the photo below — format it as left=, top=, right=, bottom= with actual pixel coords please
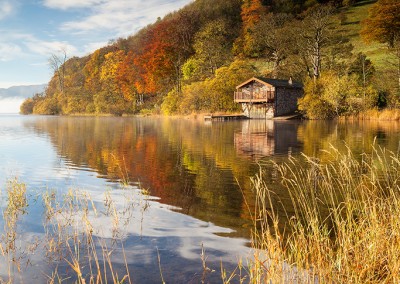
left=361, top=0, right=400, bottom=48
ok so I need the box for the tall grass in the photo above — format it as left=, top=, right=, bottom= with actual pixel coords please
left=343, top=109, right=400, bottom=121
left=248, top=146, right=400, bottom=283
left=0, top=184, right=142, bottom=283
left=42, top=189, right=134, bottom=284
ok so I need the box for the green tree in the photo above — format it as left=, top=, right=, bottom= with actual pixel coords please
left=179, top=81, right=210, bottom=114
left=299, top=4, right=336, bottom=80
left=254, top=13, right=296, bottom=78
left=348, top=53, right=375, bottom=98
left=161, top=88, right=181, bottom=115
left=164, top=60, right=256, bottom=114
left=299, top=71, right=378, bottom=119
left=183, top=19, right=234, bottom=81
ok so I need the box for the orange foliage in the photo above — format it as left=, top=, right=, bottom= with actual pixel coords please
left=133, top=21, right=176, bottom=95
left=241, top=0, right=267, bottom=28
left=84, top=49, right=104, bottom=93
left=361, top=0, right=400, bottom=47
left=116, top=51, right=137, bottom=101
left=236, top=0, right=267, bottom=57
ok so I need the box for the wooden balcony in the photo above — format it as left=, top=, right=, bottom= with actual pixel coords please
left=234, top=91, right=275, bottom=103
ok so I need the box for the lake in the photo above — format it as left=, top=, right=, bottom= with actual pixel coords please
left=0, top=115, right=399, bottom=283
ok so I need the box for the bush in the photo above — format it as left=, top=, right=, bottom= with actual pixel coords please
left=299, top=71, right=379, bottom=119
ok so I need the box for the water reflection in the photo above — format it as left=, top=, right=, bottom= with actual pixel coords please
left=20, top=117, right=400, bottom=236
left=297, top=120, right=400, bottom=159
left=3, top=115, right=398, bottom=282
left=22, top=117, right=257, bottom=237
left=234, top=120, right=302, bottom=159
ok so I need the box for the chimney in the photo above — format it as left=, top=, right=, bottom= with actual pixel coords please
left=288, top=77, right=293, bottom=85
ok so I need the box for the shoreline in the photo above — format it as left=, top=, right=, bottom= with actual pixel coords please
left=18, top=108, right=400, bottom=121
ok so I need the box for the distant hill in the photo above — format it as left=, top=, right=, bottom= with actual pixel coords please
left=0, top=84, right=46, bottom=99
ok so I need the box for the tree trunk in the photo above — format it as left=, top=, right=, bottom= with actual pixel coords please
left=272, top=50, right=280, bottom=79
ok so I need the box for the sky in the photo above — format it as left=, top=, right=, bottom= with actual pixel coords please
left=0, top=0, right=193, bottom=89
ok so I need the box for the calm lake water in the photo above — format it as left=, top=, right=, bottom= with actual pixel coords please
left=0, top=115, right=399, bottom=283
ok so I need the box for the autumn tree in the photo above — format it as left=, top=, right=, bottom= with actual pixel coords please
left=116, top=51, right=139, bottom=105
left=361, top=0, right=400, bottom=104
left=84, top=49, right=104, bottom=95
left=58, top=56, right=91, bottom=114
left=95, top=50, right=131, bottom=115
left=234, top=0, right=267, bottom=57
left=20, top=93, right=44, bottom=114
left=132, top=21, right=177, bottom=96
left=163, top=10, right=199, bottom=93
left=361, top=0, right=400, bottom=49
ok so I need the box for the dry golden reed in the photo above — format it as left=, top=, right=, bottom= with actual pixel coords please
left=247, top=145, right=400, bottom=283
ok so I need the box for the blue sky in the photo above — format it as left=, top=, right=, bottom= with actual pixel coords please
left=0, top=0, right=192, bottom=88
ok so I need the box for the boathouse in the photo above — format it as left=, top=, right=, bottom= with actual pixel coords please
left=234, top=77, right=303, bottom=119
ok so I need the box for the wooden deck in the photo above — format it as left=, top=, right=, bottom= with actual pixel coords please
left=234, top=91, right=275, bottom=103
left=204, top=114, right=249, bottom=121
left=204, top=114, right=301, bottom=121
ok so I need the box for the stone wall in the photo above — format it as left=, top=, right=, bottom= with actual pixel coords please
left=275, top=87, right=303, bottom=116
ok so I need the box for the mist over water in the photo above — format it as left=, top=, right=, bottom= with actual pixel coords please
left=0, top=98, right=23, bottom=114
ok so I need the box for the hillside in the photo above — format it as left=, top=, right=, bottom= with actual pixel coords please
left=20, top=0, right=400, bottom=117
left=338, top=0, right=388, bottom=71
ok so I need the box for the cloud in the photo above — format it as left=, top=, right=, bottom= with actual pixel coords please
left=23, top=38, right=77, bottom=56
left=48, top=0, right=191, bottom=37
left=0, top=31, right=77, bottom=59
left=82, top=41, right=108, bottom=55
left=0, top=1, right=14, bottom=20
left=0, top=42, right=22, bottom=61
left=42, top=0, right=105, bottom=10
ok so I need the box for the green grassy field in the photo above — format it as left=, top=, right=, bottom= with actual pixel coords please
left=338, top=0, right=395, bottom=72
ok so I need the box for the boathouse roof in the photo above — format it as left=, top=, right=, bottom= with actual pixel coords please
left=236, top=77, right=303, bottom=89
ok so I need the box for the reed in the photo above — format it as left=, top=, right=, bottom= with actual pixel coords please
left=247, top=145, right=400, bottom=283
left=0, top=179, right=29, bottom=283
left=0, top=183, right=139, bottom=283
left=343, top=109, right=400, bottom=121
left=42, top=188, right=134, bottom=284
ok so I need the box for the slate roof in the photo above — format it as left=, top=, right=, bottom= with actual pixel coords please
left=236, top=77, right=303, bottom=89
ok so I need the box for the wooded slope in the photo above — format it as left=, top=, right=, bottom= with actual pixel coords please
left=21, top=0, right=400, bottom=118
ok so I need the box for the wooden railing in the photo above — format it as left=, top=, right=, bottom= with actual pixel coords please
left=234, top=91, right=275, bottom=102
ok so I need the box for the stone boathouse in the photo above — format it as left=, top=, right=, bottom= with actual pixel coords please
left=234, top=77, right=303, bottom=119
